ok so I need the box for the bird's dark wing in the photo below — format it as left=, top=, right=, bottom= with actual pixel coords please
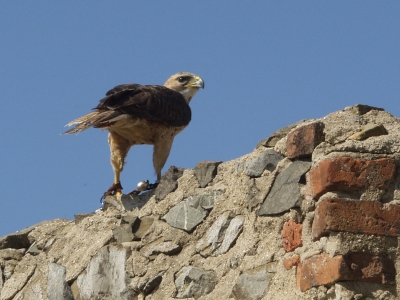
left=96, top=84, right=191, bottom=127
left=105, top=84, right=142, bottom=96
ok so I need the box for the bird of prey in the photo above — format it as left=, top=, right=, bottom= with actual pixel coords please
left=64, top=72, right=204, bottom=197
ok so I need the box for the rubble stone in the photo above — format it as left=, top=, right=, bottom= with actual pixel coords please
left=47, top=263, right=73, bottom=300
left=231, top=262, right=277, bottom=300
left=76, top=245, right=132, bottom=300
left=162, top=190, right=220, bottom=232
left=140, top=238, right=182, bottom=258
left=132, top=216, right=154, bottom=240
left=258, top=160, right=311, bottom=215
left=175, top=266, right=217, bottom=299
left=194, top=161, right=222, bottom=187
left=155, top=166, right=185, bottom=201
left=162, top=198, right=208, bottom=232
left=196, top=212, right=244, bottom=257
left=245, top=148, right=283, bottom=177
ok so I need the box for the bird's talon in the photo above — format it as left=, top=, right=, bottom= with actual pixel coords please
left=100, top=182, right=123, bottom=202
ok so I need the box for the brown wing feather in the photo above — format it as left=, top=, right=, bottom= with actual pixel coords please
left=64, top=83, right=191, bottom=134
left=96, top=84, right=191, bottom=127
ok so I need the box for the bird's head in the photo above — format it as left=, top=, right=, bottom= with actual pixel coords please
left=163, top=72, right=204, bottom=103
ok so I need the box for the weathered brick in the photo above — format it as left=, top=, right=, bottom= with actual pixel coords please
left=296, top=252, right=395, bottom=292
left=296, top=253, right=346, bottom=292
left=281, top=220, right=302, bottom=252
left=286, top=122, right=325, bottom=159
left=312, top=198, right=400, bottom=240
left=307, top=157, right=395, bottom=199
left=346, top=253, right=395, bottom=285
left=283, top=255, right=300, bottom=270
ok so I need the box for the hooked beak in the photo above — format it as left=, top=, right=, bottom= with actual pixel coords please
left=186, top=75, right=205, bottom=89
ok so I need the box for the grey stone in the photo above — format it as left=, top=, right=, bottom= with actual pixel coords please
left=175, top=266, right=217, bottom=299
left=162, top=193, right=215, bottom=232
left=112, top=215, right=138, bottom=243
left=231, top=262, right=277, bottom=300
left=132, top=217, right=154, bottom=240
left=215, top=215, right=244, bottom=256
left=187, top=190, right=221, bottom=211
left=235, top=159, right=245, bottom=175
left=196, top=212, right=244, bottom=257
left=162, top=202, right=207, bottom=232
left=112, top=224, right=134, bottom=243
left=140, top=239, right=182, bottom=258
left=247, top=176, right=274, bottom=211
left=258, top=160, right=311, bottom=215
left=103, top=193, right=152, bottom=212
left=77, top=245, right=133, bottom=300
left=196, top=211, right=232, bottom=256
left=194, top=161, right=222, bottom=187
left=121, top=214, right=137, bottom=226
left=155, top=166, right=185, bottom=201
left=245, top=149, right=284, bottom=177
left=47, top=263, right=73, bottom=300
left=26, top=241, right=41, bottom=256
left=138, top=272, right=164, bottom=295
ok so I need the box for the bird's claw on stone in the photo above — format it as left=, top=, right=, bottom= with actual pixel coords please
left=127, top=182, right=159, bottom=196
left=100, top=182, right=123, bottom=202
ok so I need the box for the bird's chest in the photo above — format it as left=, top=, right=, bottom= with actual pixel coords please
left=110, top=118, right=185, bottom=145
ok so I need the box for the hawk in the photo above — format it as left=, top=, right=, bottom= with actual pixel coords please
left=64, top=72, right=204, bottom=197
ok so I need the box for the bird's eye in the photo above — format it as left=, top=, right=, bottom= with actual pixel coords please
left=178, top=76, right=186, bottom=83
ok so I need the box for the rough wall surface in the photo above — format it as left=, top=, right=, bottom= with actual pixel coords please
left=1, top=104, right=400, bottom=300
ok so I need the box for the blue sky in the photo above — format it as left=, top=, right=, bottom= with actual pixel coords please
left=1, top=2, right=400, bottom=236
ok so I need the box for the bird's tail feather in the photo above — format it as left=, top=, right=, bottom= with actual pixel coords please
left=63, top=110, right=120, bottom=134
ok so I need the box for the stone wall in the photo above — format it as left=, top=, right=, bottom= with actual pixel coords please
left=1, top=104, right=400, bottom=300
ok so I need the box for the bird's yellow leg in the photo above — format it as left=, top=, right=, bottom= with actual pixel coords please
left=113, top=171, right=122, bottom=196
left=107, top=131, right=131, bottom=196
left=153, top=138, right=173, bottom=181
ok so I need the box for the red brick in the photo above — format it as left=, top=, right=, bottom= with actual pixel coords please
left=283, top=255, right=300, bottom=270
left=296, top=253, right=347, bottom=292
left=281, top=220, right=303, bottom=252
left=286, top=122, right=325, bottom=159
left=296, top=252, right=395, bottom=292
left=307, top=157, right=395, bottom=199
left=312, top=198, right=400, bottom=240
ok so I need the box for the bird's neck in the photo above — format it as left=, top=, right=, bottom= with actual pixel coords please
left=180, top=88, right=199, bottom=104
